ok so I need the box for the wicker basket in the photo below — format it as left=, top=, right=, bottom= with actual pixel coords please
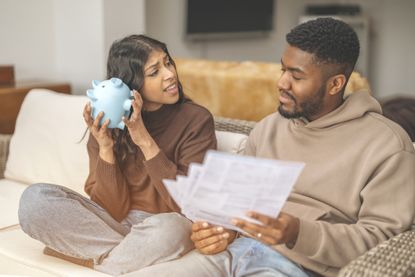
left=0, top=134, right=12, bottom=178
left=214, top=116, right=256, bottom=135
left=339, top=230, right=415, bottom=277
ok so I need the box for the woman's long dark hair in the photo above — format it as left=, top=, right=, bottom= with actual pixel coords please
left=106, top=34, right=186, bottom=162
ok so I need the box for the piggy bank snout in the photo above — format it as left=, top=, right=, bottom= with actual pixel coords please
left=123, top=99, right=132, bottom=111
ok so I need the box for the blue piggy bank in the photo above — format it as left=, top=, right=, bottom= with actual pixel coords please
left=86, top=78, right=133, bottom=129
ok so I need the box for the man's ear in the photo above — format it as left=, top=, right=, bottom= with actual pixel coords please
left=327, top=74, right=347, bottom=96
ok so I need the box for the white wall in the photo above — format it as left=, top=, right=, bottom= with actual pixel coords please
left=363, top=0, right=415, bottom=97
left=103, top=0, right=146, bottom=64
left=53, top=0, right=105, bottom=93
left=145, top=0, right=304, bottom=63
left=0, top=0, right=146, bottom=94
left=1, top=0, right=413, bottom=98
left=146, top=0, right=415, bottom=99
left=0, top=0, right=57, bottom=80
left=53, top=0, right=145, bottom=93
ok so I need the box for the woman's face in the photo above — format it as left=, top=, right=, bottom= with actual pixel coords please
left=140, top=50, right=180, bottom=111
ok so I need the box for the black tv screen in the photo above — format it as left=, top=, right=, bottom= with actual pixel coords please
left=186, top=0, right=274, bottom=39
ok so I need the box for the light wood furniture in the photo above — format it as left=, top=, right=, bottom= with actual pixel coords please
left=0, top=65, right=14, bottom=86
left=0, top=80, right=71, bottom=134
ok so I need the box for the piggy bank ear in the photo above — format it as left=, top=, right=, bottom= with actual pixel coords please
left=110, top=78, right=123, bottom=87
left=92, top=80, right=100, bottom=88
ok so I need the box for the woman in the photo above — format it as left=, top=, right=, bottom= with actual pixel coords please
left=18, top=34, right=217, bottom=275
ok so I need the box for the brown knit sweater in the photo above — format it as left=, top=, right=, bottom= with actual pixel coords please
left=84, top=100, right=217, bottom=222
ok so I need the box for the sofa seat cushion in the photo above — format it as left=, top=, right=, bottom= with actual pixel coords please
left=0, top=228, right=110, bottom=276
left=0, top=179, right=27, bottom=230
left=5, top=89, right=89, bottom=196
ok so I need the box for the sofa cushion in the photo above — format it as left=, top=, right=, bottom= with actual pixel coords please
left=0, top=179, right=27, bottom=230
left=0, top=228, right=110, bottom=276
left=215, top=130, right=247, bottom=154
left=5, top=89, right=89, bottom=196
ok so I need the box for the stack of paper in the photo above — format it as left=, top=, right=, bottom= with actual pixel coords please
left=163, top=150, right=305, bottom=231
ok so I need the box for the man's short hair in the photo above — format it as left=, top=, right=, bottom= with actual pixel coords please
left=286, top=17, right=360, bottom=78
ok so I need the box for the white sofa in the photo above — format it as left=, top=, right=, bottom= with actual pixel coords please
left=0, top=89, right=250, bottom=277
left=3, top=89, right=415, bottom=277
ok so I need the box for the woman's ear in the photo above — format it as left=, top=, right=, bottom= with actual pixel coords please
left=327, top=74, right=347, bottom=96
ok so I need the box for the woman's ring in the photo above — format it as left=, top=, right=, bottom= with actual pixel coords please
left=257, top=232, right=262, bottom=238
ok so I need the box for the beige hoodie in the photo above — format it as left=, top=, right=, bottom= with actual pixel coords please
left=244, top=91, right=415, bottom=276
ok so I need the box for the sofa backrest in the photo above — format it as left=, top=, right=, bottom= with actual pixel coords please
left=4, top=89, right=248, bottom=195
left=5, top=89, right=90, bottom=195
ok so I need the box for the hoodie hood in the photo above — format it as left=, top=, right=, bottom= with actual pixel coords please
left=300, top=90, right=382, bottom=129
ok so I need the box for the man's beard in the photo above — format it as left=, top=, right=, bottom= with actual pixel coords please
left=278, top=85, right=326, bottom=120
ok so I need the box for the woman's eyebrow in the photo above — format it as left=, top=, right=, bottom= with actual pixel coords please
left=144, top=61, right=159, bottom=72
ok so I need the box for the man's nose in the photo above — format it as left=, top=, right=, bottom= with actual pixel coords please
left=277, top=71, right=290, bottom=91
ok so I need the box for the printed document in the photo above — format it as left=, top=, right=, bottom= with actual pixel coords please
left=164, top=150, right=304, bottom=231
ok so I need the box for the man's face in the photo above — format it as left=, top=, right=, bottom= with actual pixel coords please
left=277, top=46, right=330, bottom=121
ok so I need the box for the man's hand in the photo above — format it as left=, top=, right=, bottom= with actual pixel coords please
left=191, top=222, right=237, bottom=255
left=232, top=211, right=299, bottom=248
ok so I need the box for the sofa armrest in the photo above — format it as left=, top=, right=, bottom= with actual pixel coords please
left=339, top=230, right=415, bottom=277
left=0, top=134, right=12, bottom=178
left=214, top=116, right=256, bottom=135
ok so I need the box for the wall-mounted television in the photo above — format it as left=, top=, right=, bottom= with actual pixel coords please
left=186, top=0, right=274, bottom=40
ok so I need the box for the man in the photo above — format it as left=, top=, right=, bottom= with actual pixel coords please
left=128, top=17, right=415, bottom=277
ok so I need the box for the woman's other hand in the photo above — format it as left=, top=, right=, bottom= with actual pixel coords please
left=191, top=222, right=236, bottom=255
left=123, top=90, right=160, bottom=160
left=122, top=90, right=145, bottom=144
